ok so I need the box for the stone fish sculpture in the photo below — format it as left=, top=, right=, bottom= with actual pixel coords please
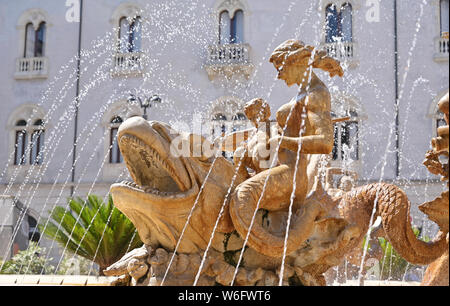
left=104, top=40, right=448, bottom=286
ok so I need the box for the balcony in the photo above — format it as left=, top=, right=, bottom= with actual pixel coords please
left=322, top=41, right=358, bottom=68
left=111, top=52, right=145, bottom=76
left=205, top=43, right=253, bottom=80
left=14, top=57, right=48, bottom=80
left=434, top=35, right=449, bottom=62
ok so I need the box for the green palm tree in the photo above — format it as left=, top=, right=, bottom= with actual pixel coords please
left=39, top=194, right=142, bottom=275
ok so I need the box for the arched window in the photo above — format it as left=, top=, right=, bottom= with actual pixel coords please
left=325, top=3, right=353, bottom=43
left=232, top=112, right=247, bottom=132
left=24, top=22, right=46, bottom=58
left=231, top=10, right=244, bottom=44
left=211, top=112, right=250, bottom=159
left=219, top=11, right=231, bottom=44
left=110, top=116, right=123, bottom=164
left=30, top=119, right=45, bottom=165
left=340, top=3, right=353, bottom=42
left=441, top=0, right=449, bottom=36
left=219, top=9, right=244, bottom=44
left=332, top=110, right=359, bottom=161
left=14, top=120, right=28, bottom=166
left=13, top=118, right=46, bottom=166
left=24, top=23, right=35, bottom=58
left=325, top=4, right=339, bottom=43
left=211, top=113, right=227, bottom=140
left=119, top=16, right=142, bottom=53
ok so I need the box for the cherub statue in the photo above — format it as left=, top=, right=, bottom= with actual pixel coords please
left=217, top=97, right=278, bottom=177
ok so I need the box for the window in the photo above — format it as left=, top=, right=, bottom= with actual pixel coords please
left=109, top=116, right=123, bottom=164
left=436, top=110, right=446, bottom=134
left=340, top=3, right=352, bottom=42
left=441, top=0, right=449, bottom=36
left=119, top=16, right=142, bottom=53
left=219, top=10, right=244, bottom=44
left=14, top=120, right=27, bottom=166
left=13, top=119, right=45, bottom=166
left=232, top=112, right=247, bottom=131
left=332, top=111, right=359, bottom=161
left=211, top=113, right=228, bottom=140
left=325, top=3, right=353, bottom=43
left=30, top=119, right=45, bottom=165
left=210, top=111, right=248, bottom=159
left=24, top=22, right=46, bottom=58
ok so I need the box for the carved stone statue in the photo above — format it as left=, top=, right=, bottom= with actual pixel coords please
left=104, top=40, right=448, bottom=286
left=421, top=90, right=449, bottom=286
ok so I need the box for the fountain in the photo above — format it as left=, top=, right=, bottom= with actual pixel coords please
left=420, top=91, right=449, bottom=286
left=102, top=40, right=449, bottom=286
left=0, top=1, right=448, bottom=288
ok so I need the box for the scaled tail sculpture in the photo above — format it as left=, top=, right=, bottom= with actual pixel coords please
left=104, top=40, right=448, bottom=286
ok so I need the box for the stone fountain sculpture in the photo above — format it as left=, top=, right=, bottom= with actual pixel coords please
left=420, top=91, right=449, bottom=286
left=103, top=40, right=448, bottom=286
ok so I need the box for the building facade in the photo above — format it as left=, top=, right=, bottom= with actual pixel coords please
left=0, top=0, right=448, bottom=262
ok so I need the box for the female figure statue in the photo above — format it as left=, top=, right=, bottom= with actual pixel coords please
left=227, top=39, right=344, bottom=258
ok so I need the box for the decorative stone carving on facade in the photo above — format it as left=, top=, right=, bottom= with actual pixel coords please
left=17, top=8, right=50, bottom=30
left=110, top=2, right=143, bottom=25
left=318, top=0, right=361, bottom=11
left=214, top=0, right=247, bottom=18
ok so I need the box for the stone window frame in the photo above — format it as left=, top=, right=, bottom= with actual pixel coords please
left=208, top=96, right=248, bottom=133
left=329, top=92, right=366, bottom=171
left=16, top=9, right=51, bottom=60
left=324, top=2, right=353, bottom=43
left=319, top=0, right=360, bottom=68
left=212, top=0, right=251, bottom=45
left=110, top=2, right=144, bottom=51
left=109, top=116, right=124, bottom=164
left=101, top=100, right=141, bottom=181
left=110, top=2, right=146, bottom=76
left=319, top=0, right=360, bottom=42
left=6, top=104, right=48, bottom=179
left=118, top=16, right=143, bottom=53
left=206, top=96, right=250, bottom=159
